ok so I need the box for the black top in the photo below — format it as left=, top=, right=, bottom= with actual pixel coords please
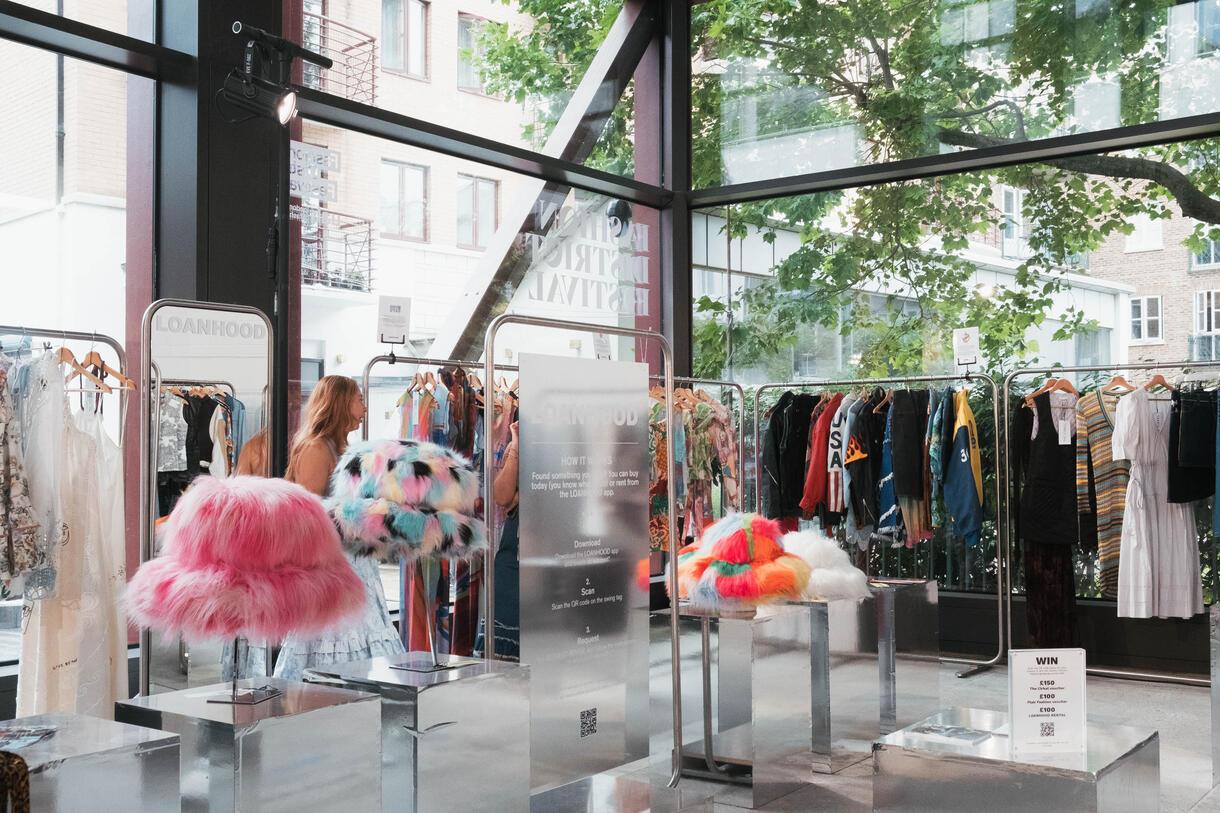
left=761, top=391, right=817, bottom=519
left=1167, top=388, right=1216, bottom=503
left=1018, top=392, right=1078, bottom=547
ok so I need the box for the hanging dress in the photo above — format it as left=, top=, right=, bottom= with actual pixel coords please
left=1112, top=388, right=1203, bottom=619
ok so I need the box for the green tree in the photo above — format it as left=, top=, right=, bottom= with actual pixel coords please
left=473, top=0, right=1220, bottom=378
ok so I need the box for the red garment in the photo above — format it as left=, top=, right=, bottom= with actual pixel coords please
left=800, top=393, right=843, bottom=517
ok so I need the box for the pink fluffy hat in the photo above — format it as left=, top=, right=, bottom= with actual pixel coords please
left=125, top=475, right=364, bottom=642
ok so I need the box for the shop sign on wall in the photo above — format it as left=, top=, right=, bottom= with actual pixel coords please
left=518, top=353, right=650, bottom=793
left=289, top=140, right=339, bottom=203
left=1008, top=648, right=1087, bottom=755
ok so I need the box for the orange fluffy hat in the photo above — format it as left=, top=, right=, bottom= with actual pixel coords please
left=668, top=513, right=810, bottom=611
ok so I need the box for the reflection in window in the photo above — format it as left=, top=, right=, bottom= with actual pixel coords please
left=1199, top=0, right=1220, bottom=56
left=458, top=14, right=490, bottom=93
left=1075, top=328, right=1111, bottom=366
left=1195, top=235, right=1220, bottom=268
left=383, top=0, right=428, bottom=78
left=1130, top=296, right=1162, bottom=343
left=940, top=0, right=1014, bottom=46
left=457, top=174, right=498, bottom=249
left=1000, top=186, right=1031, bottom=259
left=380, top=160, right=428, bottom=241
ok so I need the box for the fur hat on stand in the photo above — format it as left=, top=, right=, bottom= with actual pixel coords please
left=327, top=439, right=487, bottom=564
left=668, top=513, right=811, bottom=611
left=780, top=529, right=872, bottom=602
left=125, top=476, right=364, bottom=642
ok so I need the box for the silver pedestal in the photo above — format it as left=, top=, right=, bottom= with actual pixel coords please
left=0, top=712, right=180, bottom=812
left=873, top=707, right=1160, bottom=813
left=306, top=653, right=530, bottom=813
left=116, top=677, right=381, bottom=812
left=658, top=604, right=813, bottom=810
left=801, top=578, right=940, bottom=774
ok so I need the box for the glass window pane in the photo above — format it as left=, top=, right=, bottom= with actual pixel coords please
left=1131, top=319, right=1143, bottom=340
left=10, top=0, right=153, bottom=40
left=456, top=175, right=475, bottom=247
left=1147, top=298, right=1160, bottom=318
left=407, top=0, right=428, bottom=78
left=383, top=0, right=405, bottom=70
left=693, top=0, right=1220, bottom=188
left=288, top=1, right=636, bottom=177
left=477, top=179, right=498, bottom=248
left=380, top=161, right=402, bottom=234
left=1148, top=316, right=1161, bottom=339
left=404, top=164, right=427, bottom=239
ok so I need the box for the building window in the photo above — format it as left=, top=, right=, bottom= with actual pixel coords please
left=1199, top=0, right=1220, bottom=56
left=1196, top=290, right=1220, bottom=337
left=457, top=174, right=499, bottom=249
left=1130, top=296, right=1162, bottom=343
left=380, top=160, right=428, bottom=241
left=940, top=0, right=1015, bottom=46
left=383, top=0, right=428, bottom=78
left=457, top=14, right=490, bottom=93
left=1000, top=186, right=1030, bottom=259
left=1123, top=212, right=1163, bottom=253
left=1075, top=327, right=1111, bottom=367
left=1195, top=236, right=1220, bottom=268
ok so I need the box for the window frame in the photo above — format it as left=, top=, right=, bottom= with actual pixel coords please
left=456, top=173, right=501, bottom=250
left=382, top=0, right=430, bottom=81
left=380, top=159, right=430, bottom=242
left=457, top=12, right=494, bottom=97
left=1194, top=236, right=1220, bottom=270
left=1129, top=295, right=1163, bottom=345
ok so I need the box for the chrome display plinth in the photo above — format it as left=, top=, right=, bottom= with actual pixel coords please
left=797, top=578, right=940, bottom=774
left=873, top=707, right=1160, bottom=813
left=117, top=677, right=381, bottom=812
left=656, top=604, right=813, bottom=810
left=1212, top=603, right=1219, bottom=788
left=0, top=712, right=180, bottom=812
left=307, top=652, right=530, bottom=813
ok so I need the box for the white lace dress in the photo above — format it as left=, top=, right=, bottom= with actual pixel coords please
left=1112, top=388, right=1203, bottom=619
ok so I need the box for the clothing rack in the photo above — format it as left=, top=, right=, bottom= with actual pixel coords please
left=1003, top=359, right=1220, bottom=688
left=360, top=352, right=521, bottom=661
left=0, top=324, right=128, bottom=443
left=483, top=314, right=682, bottom=789
left=751, top=372, right=1005, bottom=679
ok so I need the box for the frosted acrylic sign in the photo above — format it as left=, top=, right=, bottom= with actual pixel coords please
left=953, top=326, right=980, bottom=367
left=376, top=296, right=411, bottom=344
left=290, top=140, right=339, bottom=203
left=1008, top=648, right=1087, bottom=755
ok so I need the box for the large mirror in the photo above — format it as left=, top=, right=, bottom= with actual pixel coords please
left=139, top=299, right=273, bottom=695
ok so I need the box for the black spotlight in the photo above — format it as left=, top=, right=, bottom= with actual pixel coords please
left=220, top=21, right=332, bottom=125
left=222, top=70, right=297, bottom=125
left=606, top=199, right=632, bottom=238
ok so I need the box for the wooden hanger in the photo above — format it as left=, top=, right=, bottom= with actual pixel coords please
left=470, top=374, right=482, bottom=389
left=1051, top=378, right=1079, bottom=396
left=57, top=347, right=113, bottom=394
left=1103, top=374, right=1135, bottom=394
left=1145, top=373, right=1175, bottom=392
left=510, top=377, right=519, bottom=394
left=872, top=387, right=894, bottom=414
left=81, top=350, right=135, bottom=390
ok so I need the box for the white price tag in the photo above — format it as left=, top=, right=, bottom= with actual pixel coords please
left=1058, top=418, right=1073, bottom=446
left=377, top=296, right=411, bottom=345
left=1008, top=648, right=1087, bottom=755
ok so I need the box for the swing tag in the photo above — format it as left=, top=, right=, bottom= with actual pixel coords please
left=1058, top=418, right=1072, bottom=446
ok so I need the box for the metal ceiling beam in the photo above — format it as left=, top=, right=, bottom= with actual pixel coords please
left=0, top=0, right=193, bottom=80
left=689, top=112, right=1220, bottom=208
left=295, top=88, right=670, bottom=210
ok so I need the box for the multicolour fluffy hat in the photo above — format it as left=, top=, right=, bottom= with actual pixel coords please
left=328, top=439, right=487, bottom=564
left=669, top=513, right=811, bottom=611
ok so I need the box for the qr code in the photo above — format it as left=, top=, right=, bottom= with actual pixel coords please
left=580, top=708, right=598, bottom=738
left=1040, top=722, right=1055, bottom=738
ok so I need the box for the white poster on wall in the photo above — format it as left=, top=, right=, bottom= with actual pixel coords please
left=1008, top=648, right=1087, bottom=755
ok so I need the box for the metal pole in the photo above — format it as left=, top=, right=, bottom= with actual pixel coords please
left=139, top=299, right=274, bottom=696
left=751, top=373, right=1006, bottom=676
left=484, top=313, right=682, bottom=788
left=360, top=352, right=522, bottom=652
left=1004, top=358, right=1220, bottom=688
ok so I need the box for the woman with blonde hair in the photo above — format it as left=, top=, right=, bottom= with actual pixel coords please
left=273, top=375, right=406, bottom=679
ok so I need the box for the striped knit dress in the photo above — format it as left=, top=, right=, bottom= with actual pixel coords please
left=1076, top=390, right=1130, bottom=599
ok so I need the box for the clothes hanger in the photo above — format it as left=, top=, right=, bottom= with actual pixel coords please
left=81, top=349, right=136, bottom=390
left=1051, top=378, right=1079, bottom=396
left=872, top=388, right=894, bottom=414
left=1145, top=373, right=1175, bottom=392
left=1102, top=374, right=1135, bottom=395
left=57, top=347, right=113, bottom=394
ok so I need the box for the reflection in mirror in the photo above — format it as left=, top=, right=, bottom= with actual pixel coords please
left=144, top=302, right=273, bottom=693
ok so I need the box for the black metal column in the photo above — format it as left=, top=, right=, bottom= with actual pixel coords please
left=662, top=0, right=692, bottom=377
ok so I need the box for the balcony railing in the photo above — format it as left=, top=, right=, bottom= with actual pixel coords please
left=301, top=11, right=377, bottom=105
left=298, top=206, right=375, bottom=293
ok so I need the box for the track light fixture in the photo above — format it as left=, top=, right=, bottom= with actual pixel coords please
left=219, top=21, right=333, bottom=126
